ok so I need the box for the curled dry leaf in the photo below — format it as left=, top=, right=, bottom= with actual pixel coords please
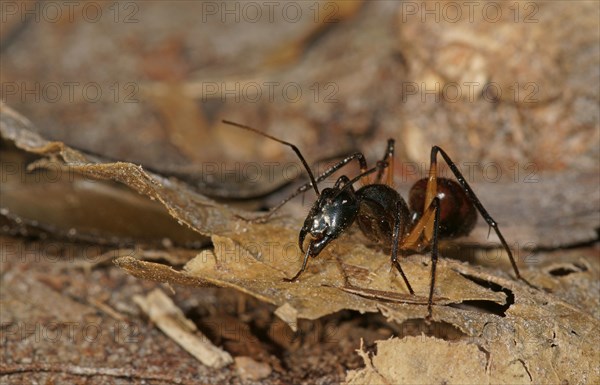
left=0, top=104, right=208, bottom=247
left=1, top=104, right=598, bottom=383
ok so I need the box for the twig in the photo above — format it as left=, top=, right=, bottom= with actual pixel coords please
left=134, top=289, right=233, bottom=368
left=0, top=363, right=200, bottom=384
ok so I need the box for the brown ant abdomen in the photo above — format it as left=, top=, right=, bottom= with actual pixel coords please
left=409, top=178, right=477, bottom=239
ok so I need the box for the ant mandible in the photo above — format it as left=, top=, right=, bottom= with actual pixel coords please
left=222, top=120, right=524, bottom=318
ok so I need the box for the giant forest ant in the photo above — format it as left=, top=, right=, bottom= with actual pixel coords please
left=222, top=120, right=525, bottom=318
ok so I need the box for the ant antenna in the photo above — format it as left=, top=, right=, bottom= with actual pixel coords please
left=222, top=120, right=320, bottom=196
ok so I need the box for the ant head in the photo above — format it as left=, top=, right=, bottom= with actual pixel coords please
left=299, top=186, right=359, bottom=257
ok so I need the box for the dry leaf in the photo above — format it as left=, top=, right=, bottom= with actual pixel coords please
left=347, top=259, right=600, bottom=384
left=2, top=103, right=598, bottom=383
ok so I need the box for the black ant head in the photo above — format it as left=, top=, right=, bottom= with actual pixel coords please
left=299, top=186, right=359, bottom=256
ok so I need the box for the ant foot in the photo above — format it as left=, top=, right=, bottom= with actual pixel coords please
left=283, top=269, right=304, bottom=282
left=518, top=276, right=538, bottom=290
left=425, top=310, right=433, bottom=324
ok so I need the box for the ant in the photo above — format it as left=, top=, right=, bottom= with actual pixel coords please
left=222, top=120, right=525, bottom=318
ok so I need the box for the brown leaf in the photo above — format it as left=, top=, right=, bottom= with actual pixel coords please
left=2, top=103, right=599, bottom=384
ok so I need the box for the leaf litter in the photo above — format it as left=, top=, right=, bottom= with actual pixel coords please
left=1, top=103, right=598, bottom=384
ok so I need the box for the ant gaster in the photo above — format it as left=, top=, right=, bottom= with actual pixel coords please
left=223, top=120, right=525, bottom=318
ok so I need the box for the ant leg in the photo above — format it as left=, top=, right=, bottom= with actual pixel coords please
left=244, top=152, right=369, bottom=223
left=284, top=241, right=313, bottom=282
left=315, top=152, right=368, bottom=182
left=427, top=197, right=441, bottom=320
left=391, top=200, right=414, bottom=295
left=375, top=139, right=395, bottom=187
left=428, top=146, right=522, bottom=281
left=336, top=161, right=389, bottom=196
left=397, top=197, right=442, bottom=318
left=399, top=198, right=440, bottom=251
